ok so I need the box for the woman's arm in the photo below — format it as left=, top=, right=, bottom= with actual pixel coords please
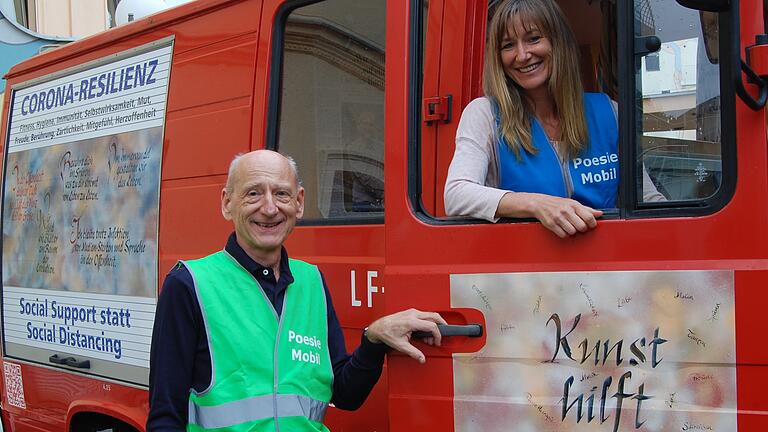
left=642, top=164, right=667, bottom=202
left=444, top=98, right=510, bottom=221
left=495, top=192, right=603, bottom=238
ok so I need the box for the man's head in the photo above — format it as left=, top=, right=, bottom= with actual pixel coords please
left=221, top=150, right=304, bottom=261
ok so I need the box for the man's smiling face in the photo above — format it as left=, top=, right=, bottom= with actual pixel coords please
left=222, top=151, right=304, bottom=259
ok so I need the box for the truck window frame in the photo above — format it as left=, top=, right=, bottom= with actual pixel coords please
left=407, top=0, right=737, bottom=225
left=266, top=0, right=386, bottom=226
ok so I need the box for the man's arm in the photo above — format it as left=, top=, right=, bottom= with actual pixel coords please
left=322, top=273, right=446, bottom=410
left=147, top=265, right=202, bottom=431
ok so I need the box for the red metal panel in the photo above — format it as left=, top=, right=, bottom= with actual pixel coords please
left=158, top=178, right=231, bottom=274
left=162, top=36, right=257, bottom=180
left=747, top=43, right=768, bottom=77
left=432, top=1, right=486, bottom=217
left=4, top=0, right=262, bottom=82
left=420, top=0, right=445, bottom=215
left=735, top=271, right=768, bottom=428
left=163, top=104, right=252, bottom=180
left=0, top=362, right=147, bottom=431
left=167, top=39, right=256, bottom=112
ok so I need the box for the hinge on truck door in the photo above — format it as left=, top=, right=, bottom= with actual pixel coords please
left=423, top=95, right=452, bottom=125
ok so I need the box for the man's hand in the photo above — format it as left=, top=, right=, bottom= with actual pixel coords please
left=365, top=309, right=447, bottom=364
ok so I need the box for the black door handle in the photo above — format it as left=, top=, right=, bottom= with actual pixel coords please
left=49, top=354, right=91, bottom=369
left=412, top=324, right=483, bottom=339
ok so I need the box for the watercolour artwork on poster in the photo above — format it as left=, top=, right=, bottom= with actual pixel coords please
left=1, top=40, right=172, bottom=378
left=451, top=270, right=736, bottom=432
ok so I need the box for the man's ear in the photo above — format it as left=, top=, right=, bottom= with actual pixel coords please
left=221, top=188, right=233, bottom=220
left=296, top=187, right=305, bottom=219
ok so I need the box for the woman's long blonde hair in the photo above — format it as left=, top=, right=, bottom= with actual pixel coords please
left=484, top=0, right=587, bottom=159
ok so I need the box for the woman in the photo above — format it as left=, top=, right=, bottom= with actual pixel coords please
left=444, top=0, right=663, bottom=238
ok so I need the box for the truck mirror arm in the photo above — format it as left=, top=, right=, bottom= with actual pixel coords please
left=732, top=0, right=768, bottom=110
left=677, top=0, right=768, bottom=110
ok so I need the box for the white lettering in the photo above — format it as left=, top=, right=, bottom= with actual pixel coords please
left=572, top=152, right=618, bottom=170
left=367, top=271, right=379, bottom=308
left=292, top=348, right=320, bottom=365
left=287, top=330, right=321, bottom=349
left=580, top=167, right=618, bottom=185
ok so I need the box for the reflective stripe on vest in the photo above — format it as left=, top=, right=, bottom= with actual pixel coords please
left=188, top=393, right=328, bottom=430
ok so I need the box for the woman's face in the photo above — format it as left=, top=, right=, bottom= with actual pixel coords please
left=500, top=15, right=552, bottom=95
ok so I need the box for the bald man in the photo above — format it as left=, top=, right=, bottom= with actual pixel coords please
left=148, top=150, right=445, bottom=431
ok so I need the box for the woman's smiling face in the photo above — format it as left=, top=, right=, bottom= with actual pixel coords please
left=500, top=15, right=552, bottom=95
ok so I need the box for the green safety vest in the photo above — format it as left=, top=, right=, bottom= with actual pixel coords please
left=182, top=251, right=333, bottom=431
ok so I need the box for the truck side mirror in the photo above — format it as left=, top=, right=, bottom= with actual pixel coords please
left=675, top=0, right=730, bottom=11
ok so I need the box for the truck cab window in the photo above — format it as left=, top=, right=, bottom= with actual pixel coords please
left=272, top=0, right=385, bottom=223
left=415, top=0, right=733, bottom=223
left=635, top=4, right=724, bottom=203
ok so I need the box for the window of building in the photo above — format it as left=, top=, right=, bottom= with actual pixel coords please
left=270, top=0, right=385, bottom=223
left=645, top=52, right=660, bottom=71
left=107, top=0, right=120, bottom=28
left=2, top=0, right=34, bottom=30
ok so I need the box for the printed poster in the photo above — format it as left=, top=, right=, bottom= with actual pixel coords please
left=2, top=40, right=172, bottom=378
left=452, top=270, right=736, bottom=432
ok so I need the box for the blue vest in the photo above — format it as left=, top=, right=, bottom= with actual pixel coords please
left=496, top=92, right=618, bottom=209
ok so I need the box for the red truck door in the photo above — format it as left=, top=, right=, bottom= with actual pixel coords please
left=386, top=0, right=768, bottom=431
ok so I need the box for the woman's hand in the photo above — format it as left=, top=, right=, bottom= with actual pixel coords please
left=496, top=192, right=603, bottom=238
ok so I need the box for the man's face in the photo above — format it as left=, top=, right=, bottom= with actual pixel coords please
left=221, top=152, right=304, bottom=259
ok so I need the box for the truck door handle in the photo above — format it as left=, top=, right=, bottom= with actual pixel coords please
left=412, top=324, right=483, bottom=339
left=49, top=354, right=91, bottom=369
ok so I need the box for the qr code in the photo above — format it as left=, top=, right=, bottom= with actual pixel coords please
left=3, top=362, right=26, bottom=409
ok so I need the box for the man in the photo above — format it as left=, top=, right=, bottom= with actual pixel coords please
left=148, top=150, right=445, bottom=431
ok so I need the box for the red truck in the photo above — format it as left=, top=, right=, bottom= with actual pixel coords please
left=1, top=0, right=767, bottom=430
